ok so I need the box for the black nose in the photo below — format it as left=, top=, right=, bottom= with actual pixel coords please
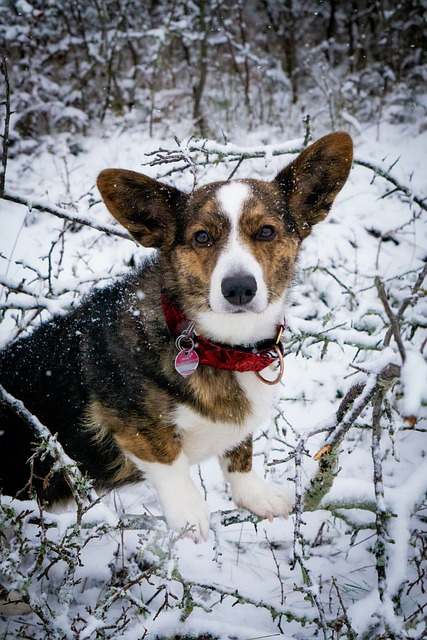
left=221, top=274, right=257, bottom=306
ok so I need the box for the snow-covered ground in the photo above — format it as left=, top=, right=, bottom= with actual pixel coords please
left=0, top=110, right=426, bottom=639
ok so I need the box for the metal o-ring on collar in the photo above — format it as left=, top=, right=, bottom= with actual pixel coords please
left=255, top=345, right=285, bottom=385
left=175, top=334, right=195, bottom=352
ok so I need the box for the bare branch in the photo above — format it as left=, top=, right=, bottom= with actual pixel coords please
left=2, top=191, right=133, bottom=241
left=354, top=156, right=427, bottom=212
left=375, top=276, right=406, bottom=361
left=384, top=262, right=427, bottom=348
left=0, top=51, right=11, bottom=197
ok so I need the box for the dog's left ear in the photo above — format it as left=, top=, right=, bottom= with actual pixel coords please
left=274, top=132, right=353, bottom=239
left=97, top=169, right=188, bottom=248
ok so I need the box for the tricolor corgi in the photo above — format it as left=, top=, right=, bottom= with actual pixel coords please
left=0, top=132, right=353, bottom=541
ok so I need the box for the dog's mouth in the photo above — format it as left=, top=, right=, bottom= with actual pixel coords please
left=209, top=299, right=265, bottom=316
left=224, top=304, right=256, bottom=314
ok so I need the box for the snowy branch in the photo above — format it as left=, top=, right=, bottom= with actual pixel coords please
left=144, top=139, right=427, bottom=217
left=2, top=191, right=133, bottom=241
left=354, top=157, right=427, bottom=212
left=0, top=385, right=96, bottom=513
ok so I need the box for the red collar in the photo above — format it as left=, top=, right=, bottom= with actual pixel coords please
left=161, top=293, right=285, bottom=374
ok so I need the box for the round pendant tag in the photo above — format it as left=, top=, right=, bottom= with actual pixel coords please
left=175, top=349, right=199, bottom=377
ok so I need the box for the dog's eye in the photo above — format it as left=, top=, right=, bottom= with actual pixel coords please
left=194, top=230, right=212, bottom=247
left=257, top=225, right=276, bottom=241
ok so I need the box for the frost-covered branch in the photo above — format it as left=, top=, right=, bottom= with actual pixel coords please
left=2, top=191, right=132, bottom=241
left=383, top=262, right=427, bottom=351
left=371, top=391, right=390, bottom=602
left=169, top=565, right=321, bottom=628
left=375, top=277, right=406, bottom=362
left=291, top=434, right=332, bottom=639
left=143, top=136, right=305, bottom=182
left=354, top=156, right=427, bottom=212
left=144, top=138, right=427, bottom=215
left=0, top=385, right=96, bottom=513
left=316, top=362, right=400, bottom=458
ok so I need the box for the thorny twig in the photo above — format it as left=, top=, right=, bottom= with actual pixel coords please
left=330, top=577, right=357, bottom=640
left=371, top=390, right=390, bottom=603
left=355, top=156, right=427, bottom=212
left=268, top=362, right=400, bottom=478
left=168, top=567, right=321, bottom=628
left=265, top=531, right=286, bottom=607
left=144, top=136, right=304, bottom=165
left=319, top=362, right=400, bottom=455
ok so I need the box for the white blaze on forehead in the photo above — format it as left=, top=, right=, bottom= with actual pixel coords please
left=217, top=182, right=250, bottom=228
left=206, top=180, right=270, bottom=330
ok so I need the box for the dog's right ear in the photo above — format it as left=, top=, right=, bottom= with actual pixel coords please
left=274, top=132, right=353, bottom=239
left=97, top=169, right=188, bottom=248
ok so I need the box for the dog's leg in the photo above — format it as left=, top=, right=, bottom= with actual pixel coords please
left=220, top=436, right=291, bottom=520
left=111, top=418, right=210, bottom=541
left=132, top=452, right=211, bottom=542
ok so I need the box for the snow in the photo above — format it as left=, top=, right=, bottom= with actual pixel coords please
left=400, top=349, right=427, bottom=418
left=1, top=106, right=426, bottom=639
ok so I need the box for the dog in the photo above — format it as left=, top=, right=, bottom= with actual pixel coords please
left=0, top=132, right=353, bottom=542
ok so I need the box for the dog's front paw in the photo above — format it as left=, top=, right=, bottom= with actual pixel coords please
left=141, top=455, right=211, bottom=543
left=162, top=491, right=211, bottom=543
left=228, top=470, right=291, bottom=521
left=165, top=501, right=211, bottom=543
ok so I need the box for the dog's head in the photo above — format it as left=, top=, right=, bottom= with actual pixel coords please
left=97, top=132, right=353, bottom=344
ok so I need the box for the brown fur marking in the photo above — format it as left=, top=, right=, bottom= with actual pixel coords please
left=239, top=184, right=301, bottom=301
left=84, top=401, right=142, bottom=486
left=187, top=366, right=251, bottom=425
left=223, top=435, right=253, bottom=473
left=87, top=400, right=181, bottom=468
left=171, top=192, right=231, bottom=315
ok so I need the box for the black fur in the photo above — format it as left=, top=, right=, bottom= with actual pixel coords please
left=0, top=259, right=183, bottom=503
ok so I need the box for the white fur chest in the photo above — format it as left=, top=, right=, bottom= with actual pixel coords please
left=173, top=368, right=278, bottom=464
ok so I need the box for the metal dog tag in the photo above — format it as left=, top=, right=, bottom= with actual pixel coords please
left=175, top=347, right=199, bottom=377
left=174, top=333, right=199, bottom=377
